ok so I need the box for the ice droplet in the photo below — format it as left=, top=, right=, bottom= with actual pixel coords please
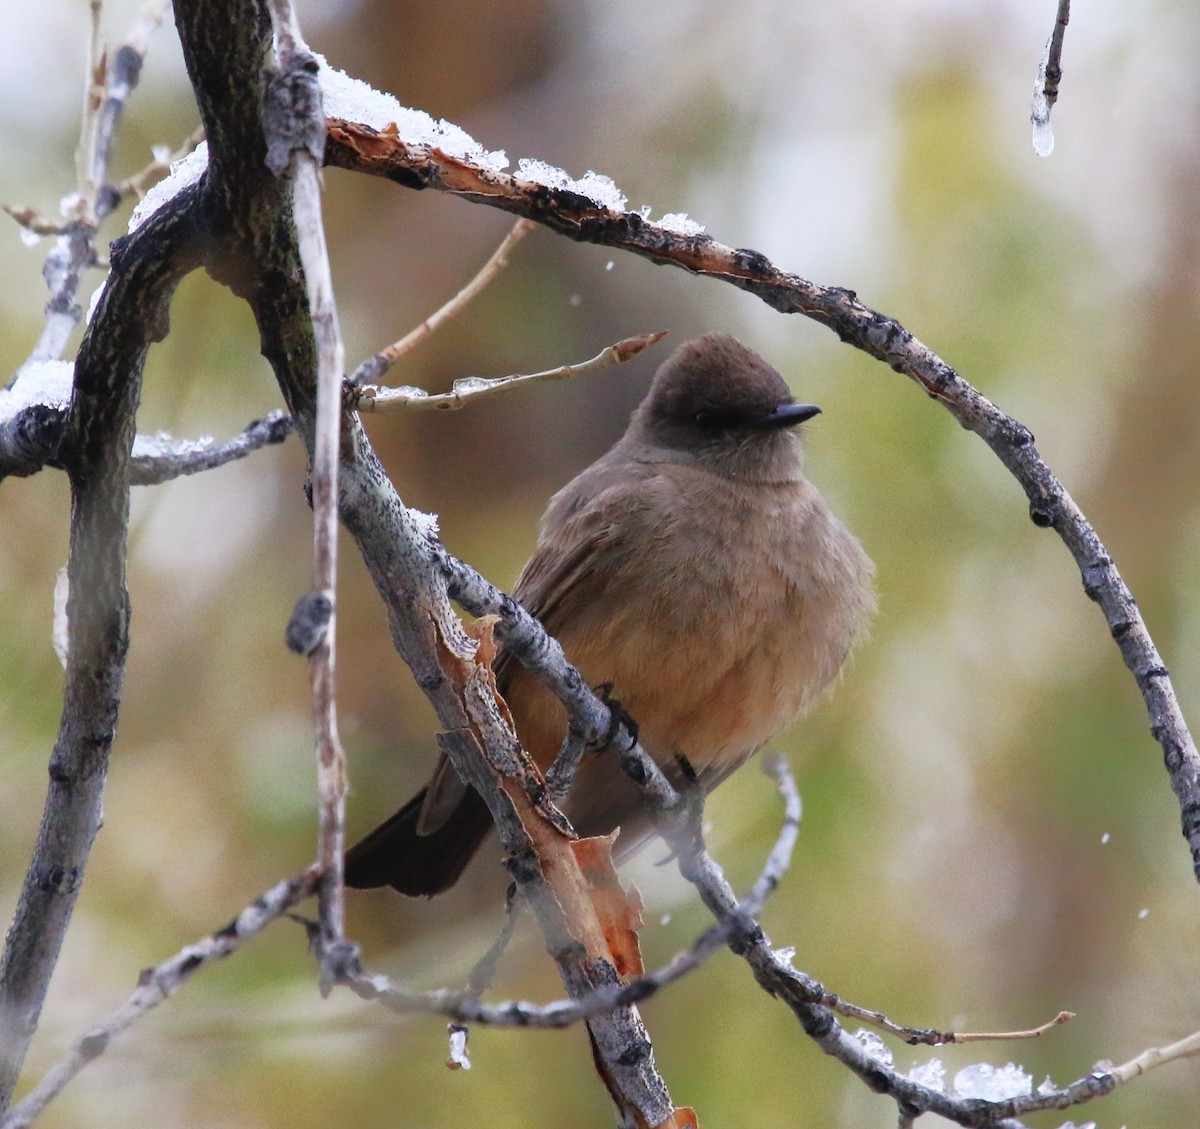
left=446, top=1025, right=471, bottom=1071
left=1032, top=117, right=1055, bottom=158
left=853, top=1029, right=893, bottom=1068
left=907, top=1058, right=946, bottom=1093
left=1030, top=33, right=1056, bottom=159
left=452, top=376, right=492, bottom=395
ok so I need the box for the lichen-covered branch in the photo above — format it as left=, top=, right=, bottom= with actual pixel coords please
left=0, top=869, right=320, bottom=1129
left=0, top=182, right=204, bottom=1113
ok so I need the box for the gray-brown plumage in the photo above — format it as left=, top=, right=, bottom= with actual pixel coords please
left=345, top=333, right=875, bottom=895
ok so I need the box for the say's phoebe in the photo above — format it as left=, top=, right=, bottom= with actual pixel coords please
left=345, top=333, right=875, bottom=896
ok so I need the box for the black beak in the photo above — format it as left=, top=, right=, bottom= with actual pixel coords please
left=754, top=402, right=821, bottom=431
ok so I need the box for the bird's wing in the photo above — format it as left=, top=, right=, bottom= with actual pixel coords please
left=494, top=470, right=638, bottom=694
left=419, top=468, right=642, bottom=832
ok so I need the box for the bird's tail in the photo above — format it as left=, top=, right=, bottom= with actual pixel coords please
left=343, top=786, right=493, bottom=897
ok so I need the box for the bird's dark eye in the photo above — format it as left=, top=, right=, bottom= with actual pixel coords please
left=693, top=408, right=745, bottom=431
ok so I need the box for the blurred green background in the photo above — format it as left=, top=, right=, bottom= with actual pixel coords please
left=4, top=0, right=1200, bottom=1126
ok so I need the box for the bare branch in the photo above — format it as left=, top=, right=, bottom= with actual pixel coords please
left=1111, top=1028, right=1200, bottom=1083
left=1, top=391, right=292, bottom=484
left=465, top=890, right=522, bottom=997
left=0, top=762, right=1101, bottom=1129
left=349, top=217, right=535, bottom=385
left=954, top=1012, right=1076, bottom=1044
left=28, top=0, right=168, bottom=367
left=744, top=754, right=801, bottom=912
left=2, top=207, right=69, bottom=238
left=261, top=1, right=350, bottom=986
left=81, top=1, right=171, bottom=212
left=352, top=331, right=666, bottom=415
left=0, top=870, right=320, bottom=1129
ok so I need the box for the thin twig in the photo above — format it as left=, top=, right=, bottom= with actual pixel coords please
left=0, top=870, right=320, bottom=1129
left=114, top=125, right=207, bottom=203
left=1030, top=0, right=1071, bottom=156
left=1111, top=1028, right=1200, bottom=1083
left=86, top=1, right=170, bottom=207
left=128, top=410, right=293, bottom=485
left=953, top=1012, right=1075, bottom=1043
left=349, top=218, right=535, bottom=385
left=262, top=0, right=350, bottom=989
left=352, top=331, right=666, bottom=414
left=465, top=890, right=521, bottom=997
left=1, top=207, right=69, bottom=238
left=28, top=0, right=167, bottom=366
left=815, top=992, right=1071, bottom=1049
left=745, top=755, right=802, bottom=912
left=73, top=0, right=105, bottom=212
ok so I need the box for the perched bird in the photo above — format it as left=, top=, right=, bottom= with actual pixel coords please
left=345, top=333, right=875, bottom=896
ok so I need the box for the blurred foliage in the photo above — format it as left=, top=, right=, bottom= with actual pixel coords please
left=3, top=0, right=1200, bottom=1126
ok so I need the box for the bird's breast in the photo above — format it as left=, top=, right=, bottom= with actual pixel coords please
left=555, top=474, right=873, bottom=778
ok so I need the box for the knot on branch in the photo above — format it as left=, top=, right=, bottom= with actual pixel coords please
left=285, top=589, right=333, bottom=655
left=318, top=938, right=363, bottom=995
left=0, top=402, right=68, bottom=480
left=261, top=52, right=325, bottom=175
